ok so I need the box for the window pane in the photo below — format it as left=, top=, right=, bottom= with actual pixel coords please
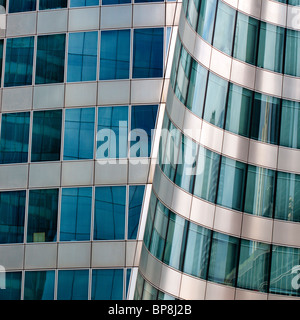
left=270, top=246, right=300, bottom=297
left=24, top=271, right=55, bottom=300
left=57, top=270, right=89, bottom=300
left=233, top=12, right=259, bottom=65
left=163, top=212, right=187, bottom=270
left=183, top=223, right=211, bottom=279
left=194, top=146, right=220, bottom=202
left=4, top=37, right=34, bottom=87
left=275, top=172, right=300, bottom=222
left=94, top=186, right=126, bottom=240
left=67, top=32, right=98, bottom=82
left=128, top=185, right=145, bottom=240
left=60, top=188, right=92, bottom=241
left=285, top=29, right=300, bottom=77
left=203, top=73, right=228, bottom=128
left=130, top=105, right=158, bottom=157
left=63, top=108, right=95, bottom=160
left=36, top=34, right=66, bottom=84
left=237, top=240, right=270, bottom=292
left=133, top=28, right=163, bottom=78
left=70, top=0, right=99, bottom=6
left=31, top=110, right=62, bottom=162
left=280, top=100, right=300, bottom=149
left=251, top=93, right=280, bottom=145
left=257, top=22, right=284, bottom=73
left=197, top=0, right=217, bottom=43
left=217, top=157, right=247, bottom=211
left=9, top=0, right=36, bottom=13
left=0, top=191, right=26, bottom=244
left=92, top=269, right=123, bottom=300
left=100, top=29, right=130, bottom=80
left=186, top=60, right=208, bottom=118
left=27, top=189, right=59, bottom=243
left=208, top=232, right=239, bottom=286
left=213, top=1, right=236, bottom=55
left=0, top=112, right=30, bottom=164
left=225, top=83, right=253, bottom=137
left=244, top=166, right=276, bottom=218
left=102, top=0, right=130, bottom=4
left=39, top=0, right=67, bottom=9
left=96, top=106, right=128, bottom=159
left=0, top=272, right=22, bottom=300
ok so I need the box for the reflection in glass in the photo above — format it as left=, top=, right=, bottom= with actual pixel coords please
left=24, top=271, right=55, bottom=300
left=128, top=185, right=145, bottom=240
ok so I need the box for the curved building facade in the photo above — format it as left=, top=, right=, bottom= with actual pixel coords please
left=135, top=0, right=300, bottom=300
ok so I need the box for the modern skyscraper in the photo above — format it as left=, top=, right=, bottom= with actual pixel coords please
left=134, top=0, right=300, bottom=300
left=0, top=0, right=300, bottom=301
left=0, top=0, right=180, bottom=300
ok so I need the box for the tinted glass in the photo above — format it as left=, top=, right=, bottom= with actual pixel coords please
left=24, top=271, right=55, bottom=300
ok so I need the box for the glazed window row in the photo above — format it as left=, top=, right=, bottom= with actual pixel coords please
left=183, top=0, right=300, bottom=76
left=0, top=185, right=145, bottom=244
left=0, top=0, right=168, bottom=13
left=171, top=38, right=300, bottom=149
left=144, top=192, right=300, bottom=296
left=0, top=268, right=130, bottom=300
left=159, top=112, right=300, bottom=223
left=0, top=105, right=158, bottom=164
left=0, top=28, right=164, bottom=87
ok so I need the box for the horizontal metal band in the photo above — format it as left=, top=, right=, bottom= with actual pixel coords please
left=179, top=10, right=300, bottom=101
left=153, top=164, right=300, bottom=247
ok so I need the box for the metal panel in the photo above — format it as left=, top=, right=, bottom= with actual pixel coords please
left=33, top=84, right=65, bottom=109
left=179, top=274, right=206, bottom=300
left=101, top=5, right=132, bottom=29
left=131, top=79, right=163, bottom=105
left=248, top=140, right=278, bottom=169
left=278, top=147, right=300, bottom=174
left=37, top=10, right=68, bottom=34
left=159, top=263, right=181, bottom=297
left=261, top=0, right=286, bottom=27
left=95, top=159, right=128, bottom=185
left=57, top=242, right=91, bottom=269
left=68, top=7, right=100, bottom=32
left=61, top=160, right=94, bottom=187
left=6, top=12, right=36, bottom=37
left=200, top=121, right=223, bottom=154
left=133, top=4, right=165, bottom=27
left=222, top=131, right=249, bottom=163
left=235, top=288, right=268, bottom=300
left=29, top=162, right=61, bottom=188
left=273, top=220, right=300, bottom=247
left=190, top=196, right=215, bottom=229
left=255, top=68, right=282, bottom=98
left=98, top=80, right=130, bottom=105
left=0, top=245, right=24, bottom=270
left=210, top=47, right=232, bottom=80
left=0, top=164, right=28, bottom=190
left=231, top=59, right=256, bottom=90
left=24, top=243, right=57, bottom=269
left=213, top=206, right=242, bottom=237
left=2, top=87, right=33, bottom=112
left=65, top=82, right=97, bottom=107
left=205, top=282, right=235, bottom=300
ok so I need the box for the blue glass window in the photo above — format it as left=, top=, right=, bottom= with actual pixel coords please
left=135, top=0, right=163, bottom=3
left=63, top=108, right=95, bottom=160
left=39, top=0, right=67, bottom=10
left=57, top=270, right=89, bottom=300
left=24, top=271, right=55, bottom=300
left=60, top=188, right=92, bottom=241
left=0, top=272, right=22, bottom=300
left=4, top=37, right=34, bottom=87
left=91, top=269, right=123, bottom=300
left=0, top=112, right=30, bottom=164
left=27, top=189, right=59, bottom=243
left=130, top=105, right=158, bottom=157
left=128, top=185, right=145, bottom=239
left=0, top=191, right=26, bottom=244
left=70, top=0, right=99, bottom=6
left=100, top=30, right=130, bottom=80
left=9, top=0, right=36, bottom=13
left=133, top=28, right=163, bottom=78
left=31, top=110, right=62, bottom=162
left=126, top=269, right=131, bottom=297
left=102, top=0, right=130, bottom=4
left=67, top=32, right=98, bottom=82
left=94, top=186, right=126, bottom=240
left=96, top=106, right=128, bottom=159
left=35, top=34, right=66, bottom=84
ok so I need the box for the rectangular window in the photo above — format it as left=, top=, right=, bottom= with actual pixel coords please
left=67, top=32, right=98, bottom=82
left=36, top=34, right=66, bottom=84
left=100, top=29, right=130, bottom=80
left=91, top=269, right=123, bottom=300
left=63, top=108, right=95, bottom=160
left=285, top=29, right=300, bottom=77
left=130, top=105, right=158, bottom=158
left=39, top=0, right=67, bottom=10
left=96, top=106, right=128, bottom=159
left=27, top=189, right=59, bottom=243
left=5, top=37, right=34, bottom=87
left=70, top=0, right=99, bottom=6
left=0, top=272, right=22, bottom=301
left=102, top=0, right=130, bottom=5
left=57, top=270, right=89, bottom=300
left=128, top=185, right=145, bottom=240
left=9, top=0, right=36, bottom=13
left=31, top=110, right=62, bottom=162
left=24, top=271, right=55, bottom=300
left=0, top=191, right=26, bottom=244
left=0, top=112, right=30, bottom=164
left=133, top=28, right=163, bottom=78
left=94, top=186, right=126, bottom=240
left=60, top=187, right=92, bottom=241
